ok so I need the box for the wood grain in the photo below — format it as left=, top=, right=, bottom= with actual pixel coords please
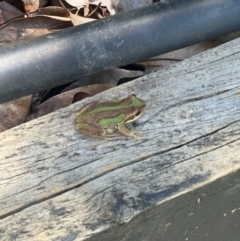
left=1, top=38, right=240, bottom=241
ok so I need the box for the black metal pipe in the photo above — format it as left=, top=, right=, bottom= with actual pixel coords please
left=1, top=0, right=240, bottom=104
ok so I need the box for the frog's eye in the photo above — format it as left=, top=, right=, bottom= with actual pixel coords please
left=135, top=110, right=141, bottom=116
left=135, top=105, right=145, bottom=116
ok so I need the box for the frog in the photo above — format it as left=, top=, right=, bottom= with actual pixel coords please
left=76, top=95, right=146, bottom=140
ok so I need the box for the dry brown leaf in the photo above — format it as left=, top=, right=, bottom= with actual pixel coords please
left=21, top=28, right=55, bottom=40
left=19, top=6, right=71, bottom=40
left=83, top=4, right=90, bottom=16
left=21, top=0, right=48, bottom=12
left=0, top=95, right=32, bottom=133
left=61, top=0, right=108, bottom=24
left=0, top=15, right=72, bottom=47
left=69, top=10, right=95, bottom=25
left=0, top=1, right=24, bottom=25
left=30, top=6, right=70, bottom=18
left=27, top=84, right=114, bottom=121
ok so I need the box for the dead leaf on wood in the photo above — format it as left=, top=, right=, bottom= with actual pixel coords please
left=0, top=95, right=32, bottom=133
left=0, top=15, right=72, bottom=46
left=0, top=1, right=23, bottom=25
left=27, top=84, right=114, bottom=121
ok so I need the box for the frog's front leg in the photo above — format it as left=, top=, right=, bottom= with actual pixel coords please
left=76, top=122, right=107, bottom=139
left=117, top=123, right=142, bottom=140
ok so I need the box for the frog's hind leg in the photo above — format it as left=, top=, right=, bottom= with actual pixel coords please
left=76, top=101, right=99, bottom=116
left=76, top=122, right=107, bottom=139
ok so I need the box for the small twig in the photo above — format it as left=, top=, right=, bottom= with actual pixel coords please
left=87, top=2, right=102, bottom=17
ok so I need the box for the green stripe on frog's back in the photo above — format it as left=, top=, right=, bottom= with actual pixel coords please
left=98, top=114, right=126, bottom=126
left=94, top=107, right=133, bottom=124
left=81, top=96, right=142, bottom=116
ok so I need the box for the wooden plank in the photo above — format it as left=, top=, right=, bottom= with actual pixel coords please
left=1, top=37, right=240, bottom=241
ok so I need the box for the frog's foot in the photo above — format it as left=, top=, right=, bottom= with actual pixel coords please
left=118, top=125, right=143, bottom=140
left=132, top=130, right=144, bottom=134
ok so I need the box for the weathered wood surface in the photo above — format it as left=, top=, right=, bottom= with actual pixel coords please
left=1, top=37, right=240, bottom=241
